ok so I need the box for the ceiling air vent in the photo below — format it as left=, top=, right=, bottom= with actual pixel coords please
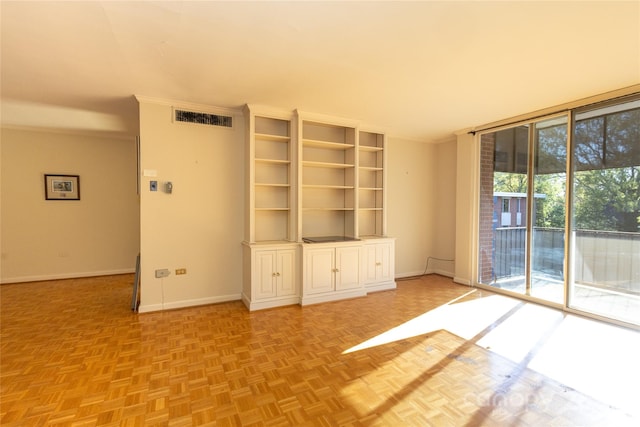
left=174, top=109, right=233, bottom=128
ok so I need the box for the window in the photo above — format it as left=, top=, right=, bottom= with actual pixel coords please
left=478, top=93, right=639, bottom=326
left=569, top=97, right=640, bottom=324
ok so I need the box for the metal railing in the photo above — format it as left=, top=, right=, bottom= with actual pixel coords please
left=493, top=227, right=640, bottom=295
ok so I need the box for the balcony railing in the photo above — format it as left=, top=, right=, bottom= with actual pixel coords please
left=493, top=227, right=640, bottom=295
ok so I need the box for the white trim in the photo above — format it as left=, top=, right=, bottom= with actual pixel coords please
left=365, top=280, right=397, bottom=293
left=300, top=288, right=367, bottom=306
left=395, top=271, right=426, bottom=279
left=137, top=303, right=164, bottom=313
left=0, top=269, right=135, bottom=284
left=453, top=277, right=472, bottom=286
left=138, top=293, right=242, bottom=313
left=428, top=268, right=454, bottom=278
left=241, top=293, right=301, bottom=311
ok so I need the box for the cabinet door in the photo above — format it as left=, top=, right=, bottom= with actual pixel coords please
left=375, top=243, right=393, bottom=282
left=363, top=244, right=379, bottom=284
left=277, top=249, right=297, bottom=297
left=363, top=242, right=394, bottom=284
left=335, top=246, right=361, bottom=291
left=305, top=248, right=335, bottom=294
left=255, top=250, right=277, bottom=299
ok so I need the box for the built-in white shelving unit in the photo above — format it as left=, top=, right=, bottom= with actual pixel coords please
left=297, top=112, right=358, bottom=241
left=242, top=106, right=394, bottom=311
left=244, top=105, right=296, bottom=243
left=242, top=106, right=301, bottom=310
left=358, top=130, right=386, bottom=237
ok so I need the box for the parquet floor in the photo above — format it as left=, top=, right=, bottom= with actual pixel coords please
left=1, top=274, right=638, bottom=426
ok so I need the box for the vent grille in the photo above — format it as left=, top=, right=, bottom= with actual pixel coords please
left=174, top=109, right=233, bottom=128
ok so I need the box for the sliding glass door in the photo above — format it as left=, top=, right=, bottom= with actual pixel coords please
left=530, top=117, right=567, bottom=303
left=478, top=95, right=639, bottom=327
left=569, top=98, right=640, bottom=325
left=478, top=116, right=567, bottom=305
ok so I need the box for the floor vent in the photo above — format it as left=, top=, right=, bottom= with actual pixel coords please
left=174, top=109, right=233, bottom=128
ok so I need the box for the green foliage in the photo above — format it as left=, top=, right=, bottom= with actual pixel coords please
left=491, top=105, right=639, bottom=233
left=573, top=167, right=640, bottom=232
left=493, top=172, right=527, bottom=193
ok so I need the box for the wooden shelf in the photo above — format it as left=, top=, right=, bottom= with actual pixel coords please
left=256, top=133, right=290, bottom=143
left=256, top=158, right=290, bottom=165
left=303, top=184, right=354, bottom=189
left=302, top=161, right=354, bottom=169
left=303, top=207, right=355, bottom=211
left=303, top=139, right=354, bottom=150
left=256, top=183, right=290, bottom=188
left=359, top=145, right=383, bottom=152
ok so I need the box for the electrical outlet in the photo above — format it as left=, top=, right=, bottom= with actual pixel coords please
left=175, top=268, right=187, bottom=275
left=155, top=268, right=170, bottom=278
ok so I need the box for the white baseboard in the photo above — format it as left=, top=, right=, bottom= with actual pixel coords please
left=395, top=269, right=455, bottom=280
left=301, top=288, right=367, bottom=306
left=453, top=276, right=472, bottom=286
left=138, top=293, right=242, bottom=313
left=242, top=293, right=301, bottom=311
left=365, top=280, right=397, bottom=293
left=395, top=270, right=425, bottom=279
left=0, top=269, right=135, bottom=284
left=428, top=268, right=454, bottom=278
left=137, top=303, right=164, bottom=313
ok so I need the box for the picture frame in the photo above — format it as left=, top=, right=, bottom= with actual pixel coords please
left=44, top=174, right=80, bottom=200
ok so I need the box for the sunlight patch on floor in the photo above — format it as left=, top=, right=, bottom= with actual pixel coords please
left=528, top=315, right=640, bottom=417
left=341, top=288, right=640, bottom=420
left=476, top=303, right=563, bottom=362
left=342, top=291, right=521, bottom=354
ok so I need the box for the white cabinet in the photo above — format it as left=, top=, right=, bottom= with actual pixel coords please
left=242, top=243, right=299, bottom=311
left=302, top=243, right=365, bottom=305
left=362, top=238, right=396, bottom=292
left=242, top=105, right=395, bottom=310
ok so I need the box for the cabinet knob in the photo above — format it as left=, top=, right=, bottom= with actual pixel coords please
left=333, top=268, right=339, bottom=273
left=376, top=262, right=382, bottom=266
left=276, top=272, right=281, bottom=276
left=272, top=272, right=277, bottom=277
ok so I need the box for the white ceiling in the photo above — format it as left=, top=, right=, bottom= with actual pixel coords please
left=1, top=1, right=639, bottom=142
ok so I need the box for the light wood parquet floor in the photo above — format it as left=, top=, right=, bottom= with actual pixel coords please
left=1, top=274, right=638, bottom=426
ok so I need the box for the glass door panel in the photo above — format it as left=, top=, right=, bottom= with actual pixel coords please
left=478, top=117, right=568, bottom=305
left=570, top=99, right=640, bottom=325
left=478, top=126, right=530, bottom=295
left=531, top=117, right=567, bottom=304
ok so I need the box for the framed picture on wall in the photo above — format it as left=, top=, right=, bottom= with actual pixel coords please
left=44, top=174, right=80, bottom=200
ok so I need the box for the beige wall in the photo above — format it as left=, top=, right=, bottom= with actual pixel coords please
left=137, top=100, right=245, bottom=312
left=1, top=100, right=460, bottom=308
left=137, top=105, right=459, bottom=311
left=387, top=137, right=457, bottom=278
left=0, top=128, right=139, bottom=283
